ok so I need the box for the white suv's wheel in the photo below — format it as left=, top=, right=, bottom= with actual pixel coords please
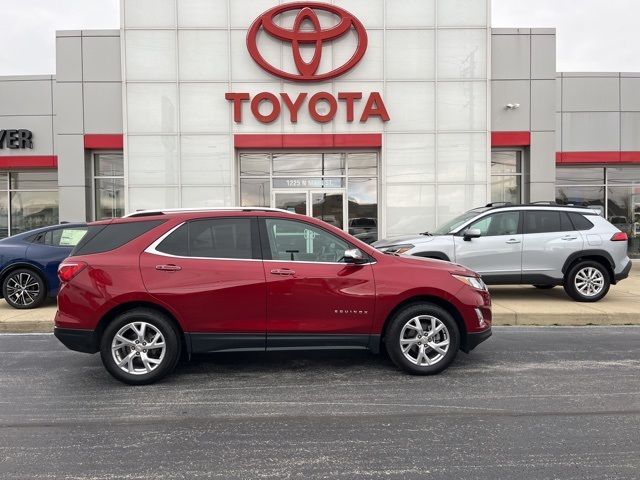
left=385, top=303, right=460, bottom=375
left=564, top=260, right=610, bottom=302
left=100, top=308, right=181, bottom=385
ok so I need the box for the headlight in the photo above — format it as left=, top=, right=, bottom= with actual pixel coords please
left=379, top=244, right=414, bottom=254
left=452, top=274, right=487, bottom=291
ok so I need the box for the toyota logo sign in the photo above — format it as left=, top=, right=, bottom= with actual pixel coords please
left=247, top=2, right=368, bottom=82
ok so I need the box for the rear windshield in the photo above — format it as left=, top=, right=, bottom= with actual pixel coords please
left=72, top=220, right=165, bottom=256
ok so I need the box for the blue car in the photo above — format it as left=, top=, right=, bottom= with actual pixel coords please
left=0, top=223, right=88, bottom=309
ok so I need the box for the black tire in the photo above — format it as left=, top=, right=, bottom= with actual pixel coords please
left=533, top=284, right=555, bottom=289
left=100, top=308, right=181, bottom=385
left=2, top=268, right=47, bottom=309
left=385, top=303, right=460, bottom=375
left=563, top=260, right=610, bottom=302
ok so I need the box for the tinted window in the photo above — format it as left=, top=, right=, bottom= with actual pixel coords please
left=156, top=224, right=189, bottom=256
left=468, top=212, right=519, bottom=237
left=72, top=220, right=164, bottom=256
left=265, top=219, right=351, bottom=263
left=524, top=211, right=573, bottom=234
left=569, top=213, right=595, bottom=231
left=156, top=218, right=255, bottom=259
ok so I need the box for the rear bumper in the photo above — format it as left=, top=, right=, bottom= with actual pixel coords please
left=54, top=327, right=99, bottom=354
left=462, top=327, right=492, bottom=353
left=614, top=260, right=632, bottom=283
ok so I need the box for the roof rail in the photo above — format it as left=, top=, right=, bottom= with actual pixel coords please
left=123, top=207, right=295, bottom=218
left=485, top=202, right=514, bottom=207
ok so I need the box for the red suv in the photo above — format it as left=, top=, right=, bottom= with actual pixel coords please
left=54, top=208, right=492, bottom=385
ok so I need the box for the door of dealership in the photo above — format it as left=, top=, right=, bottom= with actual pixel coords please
left=239, top=152, right=379, bottom=243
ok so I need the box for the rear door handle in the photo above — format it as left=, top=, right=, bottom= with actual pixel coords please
left=562, top=235, right=578, bottom=240
left=270, top=268, right=295, bottom=276
left=155, top=264, right=182, bottom=272
left=505, top=239, right=521, bottom=244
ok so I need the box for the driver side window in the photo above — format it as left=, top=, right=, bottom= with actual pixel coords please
left=265, top=218, right=350, bottom=263
left=468, top=212, right=520, bottom=237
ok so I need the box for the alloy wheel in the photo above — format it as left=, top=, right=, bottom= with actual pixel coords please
left=111, top=321, right=166, bottom=375
left=574, top=267, right=605, bottom=297
left=5, top=272, right=40, bottom=307
left=399, top=315, right=450, bottom=366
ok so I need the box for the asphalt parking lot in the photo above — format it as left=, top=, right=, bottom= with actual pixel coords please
left=0, top=327, right=639, bottom=479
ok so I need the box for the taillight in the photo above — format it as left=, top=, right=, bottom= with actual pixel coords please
left=610, top=232, right=628, bottom=241
left=58, top=262, right=87, bottom=283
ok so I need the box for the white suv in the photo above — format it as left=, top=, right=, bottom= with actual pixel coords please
left=373, top=204, right=633, bottom=302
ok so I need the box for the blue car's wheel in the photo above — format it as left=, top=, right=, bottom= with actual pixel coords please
left=2, top=269, right=46, bottom=309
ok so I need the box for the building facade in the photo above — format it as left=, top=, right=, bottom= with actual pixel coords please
left=0, top=0, right=638, bottom=256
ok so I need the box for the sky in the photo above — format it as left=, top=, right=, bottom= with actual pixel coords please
left=0, top=0, right=638, bottom=75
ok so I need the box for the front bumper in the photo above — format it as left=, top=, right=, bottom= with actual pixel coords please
left=461, top=327, right=492, bottom=353
left=54, top=327, right=99, bottom=354
left=614, top=260, right=632, bottom=283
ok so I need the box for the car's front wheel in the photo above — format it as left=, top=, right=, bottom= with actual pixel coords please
left=564, top=260, right=610, bottom=302
left=385, top=303, right=460, bottom=375
left=2, top=268, right=47, bottom=309
left=100, top=308, right=181, bottom=385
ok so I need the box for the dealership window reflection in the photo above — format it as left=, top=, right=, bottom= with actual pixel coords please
left=239, top=152, right=378, bottom=242
left=491, top=150, right=522, bottom=204
left=556, top=166, right=640, bottom=257
left=0, top=171, right=59, bottom=238
left=94, top=153, right=125, bottom=220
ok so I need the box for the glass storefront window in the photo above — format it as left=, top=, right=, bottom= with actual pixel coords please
left=10, top=171, right=58, bottom=190
left=556, top=166, right=640, bottom=257
left=272, top=153, right=345, bottom=176
left=555, top=186, right=605, bottom=210
left=240, top=178, right=270, bottom=207
left=348, top=177, right=378, bottom=243
left=95, top=178, right=125, bottom=220
left=10, top=191, right=59, bottom=235
left=239, top=152, right=378, bottom=241
left=94, top=153, right=125, bottom=220
left=491, top=150, right=522, bottom=204
left=556, top=167, right=604, bottom=185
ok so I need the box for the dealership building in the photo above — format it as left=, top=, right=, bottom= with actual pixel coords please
left=0, top=0, right=638, bottom=256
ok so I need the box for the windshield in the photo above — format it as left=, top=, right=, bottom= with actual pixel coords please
left=433, top=208, right=488, bottom=235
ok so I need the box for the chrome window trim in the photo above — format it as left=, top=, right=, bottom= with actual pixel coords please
left=144, top=221, right=261, bottom=262
left=145, top=221, right=377, bottom=265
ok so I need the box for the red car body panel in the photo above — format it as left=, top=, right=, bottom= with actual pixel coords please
left=54, top=211, right=491, bottom=355
left=264, top=261, right=375, bottom=334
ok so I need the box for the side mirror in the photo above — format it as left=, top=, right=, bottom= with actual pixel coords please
left=463, top=228, right=481, bottom=241
left=343, top=248, right=368, bottom=265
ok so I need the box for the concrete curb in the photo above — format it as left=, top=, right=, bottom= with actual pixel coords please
left=1, top=316, right=639, bottom=334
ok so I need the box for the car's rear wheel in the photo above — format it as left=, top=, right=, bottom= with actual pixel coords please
left=385, top=303, right=460, bottom=375
left=564, top=260, right=610, bottom=302
left=100, top=308, right=181, bottom=385
left=2, top=268, right=46, bottom=309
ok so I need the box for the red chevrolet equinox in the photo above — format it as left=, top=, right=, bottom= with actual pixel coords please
left=54, top=208, right=492, bottom=385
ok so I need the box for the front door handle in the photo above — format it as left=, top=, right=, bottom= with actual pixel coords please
left=505, top=239, right=521, bottom=244
left=155, top=264, right=182, bottom=272
left=270, top=268, right=295, bottom=276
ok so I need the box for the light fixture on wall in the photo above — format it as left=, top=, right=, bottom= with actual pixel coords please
left=505, top=103, right=520, bottom=110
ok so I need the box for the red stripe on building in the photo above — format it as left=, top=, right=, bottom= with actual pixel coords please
left=0, top=155, right=58, bottom=169
left=491, top=131, right=531, bottom=147
left=234, top=133, right=382, bottom=149
left=556, top=151, right=640, bottom=164
left=84, top=134, right=124, bottom=150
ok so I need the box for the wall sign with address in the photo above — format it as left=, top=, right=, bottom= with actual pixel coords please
left=0, top=129, right=33, bottom=149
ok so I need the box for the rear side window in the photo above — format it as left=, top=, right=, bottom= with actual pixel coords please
left=72, top=220, right=164, bottom=256
left=568, top=213, right=595, bottom=231
left=46, top=227, right=88, bottom=247
left=155, top=218, right=257, bottom=259
left=523, top=211, right=573, bottom=234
